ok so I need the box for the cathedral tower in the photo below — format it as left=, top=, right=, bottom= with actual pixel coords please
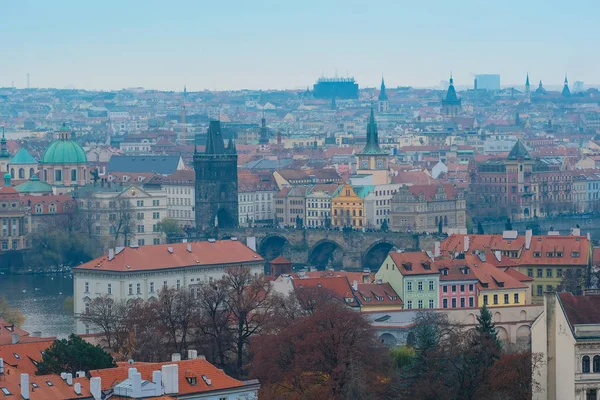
left=194, top=120, right=238, bottom=230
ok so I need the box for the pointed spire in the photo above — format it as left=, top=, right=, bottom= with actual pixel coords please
left=0, top=126, right=8, bottom=158
left=525, top=73, right=530, bottom=86
left=449, top=72, right=454, bottom=86
left=378, top=76, right=388, bottom=101
left=205, top=120, right=226, bottom=155
left=227, top=136, right=237, bottom=154
left=562, top=75, right=571, bottom=97
left=359, top=107, right=385, bottom=155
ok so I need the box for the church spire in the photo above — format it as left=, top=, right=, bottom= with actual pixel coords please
left=525, top=73, right=530, bottom=87
left=378, top=77, right=388, bottom=101
left=0, top=126, right=9, bottom=158
left=562, top=75, right=571, bottom=97
left=358, top=107, right=385, bottom=155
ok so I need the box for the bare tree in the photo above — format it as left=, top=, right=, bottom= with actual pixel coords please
left=223, top=267, right=274, bottom=378
left=156, top=287, right=197, bottom=355
left=194, top=281, right=233, bottom=369
left=110, top=199, right=135, bottom=246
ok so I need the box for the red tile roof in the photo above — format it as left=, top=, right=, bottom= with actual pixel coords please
left=558, top=292, right=600, bottom=326
left=355, top=282, right=403, bottom=307
left=292, top=276, right=356, bottom=304
left=90, top=359, right=246, bottom=395
left=405, top=183, right=460, bottom=201
left=388, top=252, right=439, bottom=275
left=75, top=240, right=263, bottom=272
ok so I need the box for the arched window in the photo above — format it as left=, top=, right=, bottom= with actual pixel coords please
left=55, top=170, right=62, bottom=182
left=71, top=169, right=77, bottom=181
left=29, top=168, right=34, bottom=178
left=10, top=168, right=14, bottom=179
left=35, top=204, right=42, bottom=213
left=18, top=168, right=24, bottom=179
left=359, top=210, right=362, bottom=216
left=583, top=356, right=590, bottom=373
left=352, top=210, right=356, bottom=217
left=43, top=169, right=47, bottom=182
left=444, top=215, right=448, bottom=226
left=593, top=356, right=600, bottom=372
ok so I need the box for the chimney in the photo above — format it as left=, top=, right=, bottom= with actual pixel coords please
left=108, top=248, right=115, bottom=261
left=152, top=370, right=164, bottom=396
left=434, top=241, right=441, bottom=257
left=171, top=353, right=181, bottom=362
left=187, top=349, right=198, bottom=360
left=352, top=280, right=358, bottom=291
left=463, top=236, right=470, bottom=253
left=11, top=333, right=18, bottom=344
left=21, top=374, right=29, bottom=400
left=66, top=373, right=73, bottom=386
left=61, top=372, right=67, bottom=380
left=187, top=243, right=192, bottom=253
left=0, top=358, right=4, bottom=374
left=525, top=229, right=532, bottom=250
left=572, top=227, right=581, bottom=236
left=132, top=371, right=142, bottom=399
left=162, top=364, right=179, bottom=395
left=74, top=382, right=82, bottom=395
left=128, top=367, right=137, bottom=379
left=90, top=377, right=102, bottom=400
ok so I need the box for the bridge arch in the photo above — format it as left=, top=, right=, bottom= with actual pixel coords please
left=362, top=240, right=395, bottom=271
left=258, top=234, right=290, bottom=262
left=308, top=239, right=344, bottom=269
left=379, top=333, right=398, bottom=347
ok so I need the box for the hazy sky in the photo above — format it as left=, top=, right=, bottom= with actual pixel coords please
left=2, top=0, right=598, bottom=91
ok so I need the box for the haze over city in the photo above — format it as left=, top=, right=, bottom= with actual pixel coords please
left=3, top=0, right=599, bottom=91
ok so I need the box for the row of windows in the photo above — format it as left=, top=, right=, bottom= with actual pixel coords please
left=581, top=355, right=600, bottom=374
left=166, top=187, right=192, bottom=195
left=407, top=280, right=436, bottom=292
left=527, top=268, right=564, bottom=278
left=482, top=293, right=520, bottom=305
left=168, top=197, right=191, bottom=206
left=442, top=297, right=474, bottom=308
left=168, top=209, right=192, bottom=219
left=442, top=284, right=475, bottom=293
left=405, top=299, right=435, bottom=309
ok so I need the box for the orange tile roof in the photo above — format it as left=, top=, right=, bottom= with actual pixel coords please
left=463, top=255, right=527, bottom=292
left=0, top=340, right=53, bottom=375
left=75, top=240, right=263, bottom=272
left=355, top=283, right=403, bottom=307
left=90, top=359, right=245, bottom=395
left=292, top=276, right=356, bottom=303
left=0, top=369, right=93, bottom=400
left=388, top=252, right=439, bottom=275
left=405, top=183, right=460, bottom=201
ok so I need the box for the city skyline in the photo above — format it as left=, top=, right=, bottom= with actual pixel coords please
left=2, top=0, right=598, bottom=91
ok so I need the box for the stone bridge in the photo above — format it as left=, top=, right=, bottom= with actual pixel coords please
left=212, top=228, right=437, bottom=271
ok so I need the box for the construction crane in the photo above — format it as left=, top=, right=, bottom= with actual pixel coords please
left=180, top=86, right=187, bottom=144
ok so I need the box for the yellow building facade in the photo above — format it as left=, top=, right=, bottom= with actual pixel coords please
left=331, top=184, right=366, bottom=228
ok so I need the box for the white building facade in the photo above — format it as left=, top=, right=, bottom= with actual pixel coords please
left=73, top=240, right=264, bottom=334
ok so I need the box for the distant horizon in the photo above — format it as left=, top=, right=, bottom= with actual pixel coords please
left=1, top=80, right=597, bottom=93
left=4, top=1, right=598, bottom=91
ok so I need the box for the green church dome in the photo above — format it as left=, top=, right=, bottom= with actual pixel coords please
left=41, top=124, right=87, bottom=165
left=14, top=175, right=53, bottom=194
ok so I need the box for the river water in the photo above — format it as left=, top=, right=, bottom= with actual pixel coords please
left=0, top=273, right=74, bottom=338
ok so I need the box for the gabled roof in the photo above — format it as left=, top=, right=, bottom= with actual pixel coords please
left=292, top=276, right=356, bottom=304
left=9, top=147, right=38, bottom=165
left=388, top=252, right=438, bottom=275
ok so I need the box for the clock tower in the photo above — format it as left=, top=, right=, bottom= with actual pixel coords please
left=356, top=108, right=389, bottom=184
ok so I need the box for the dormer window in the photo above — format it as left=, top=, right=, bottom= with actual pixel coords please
left=402, top=262, right=412, bottom=271
left=534, top=252, right=541, bottom=258
left=572, top=252, right=580, bottom=257
left=345, top=298, right=354, bottom=303
left=186, top=376, right=197, bottom=385
left=376, top=296, right=383, bottom=301
left=556, top=252, right=563, bottom=258
left=422, top=261, right=431, bottom=270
